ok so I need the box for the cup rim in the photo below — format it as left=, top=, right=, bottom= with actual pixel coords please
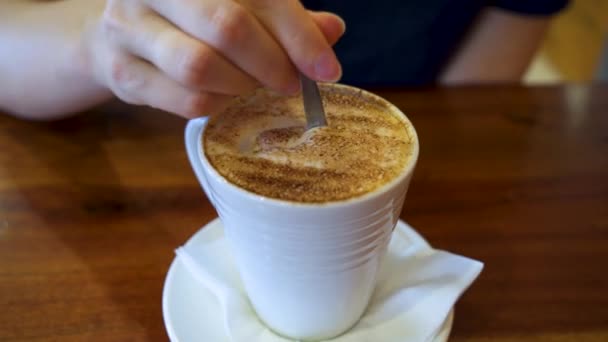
left=198, top=83, right=419, bottom=209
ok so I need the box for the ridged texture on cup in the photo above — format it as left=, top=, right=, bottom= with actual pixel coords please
left=189, top=84, right=419, bottom=341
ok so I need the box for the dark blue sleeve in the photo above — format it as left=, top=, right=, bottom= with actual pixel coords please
left=491, top=0, right=570, bottom=16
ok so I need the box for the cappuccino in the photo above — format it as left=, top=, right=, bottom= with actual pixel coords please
left=203, top=84, right=416, bottom=203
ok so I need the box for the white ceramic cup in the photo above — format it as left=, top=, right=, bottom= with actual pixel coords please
left=185, top=84, right=419, bottom=341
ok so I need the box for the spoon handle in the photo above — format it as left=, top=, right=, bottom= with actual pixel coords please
left=300, top=73, right=328, bottom=130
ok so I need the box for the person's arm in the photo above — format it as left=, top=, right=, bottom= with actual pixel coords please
left=0, top=0, right=344, bottom=121
left=440, top=7, right=550, bottom=84
left=0, top=0, right=112, bottom=119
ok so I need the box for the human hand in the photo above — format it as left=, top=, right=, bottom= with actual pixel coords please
left=81, top=0, right=345, bottom=118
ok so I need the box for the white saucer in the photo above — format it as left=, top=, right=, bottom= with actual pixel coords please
left=163, top=218, right=454, bottom=342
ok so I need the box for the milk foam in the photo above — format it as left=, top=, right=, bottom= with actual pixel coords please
left=204, top=84, right=416, bottom=203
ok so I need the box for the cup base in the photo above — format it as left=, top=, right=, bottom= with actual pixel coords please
left=162, top=217, right=454, bottom=342
left=266, top=316, right=362, bottom=342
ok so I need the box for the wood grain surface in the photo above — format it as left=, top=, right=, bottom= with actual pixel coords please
left=1, top=85, right=607, bottom=341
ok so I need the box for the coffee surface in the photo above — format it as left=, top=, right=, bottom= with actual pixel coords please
left=203, top=84, right=416, bottom=203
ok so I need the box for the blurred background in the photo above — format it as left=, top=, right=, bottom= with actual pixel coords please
left=525, top=0, right=608, bottom=83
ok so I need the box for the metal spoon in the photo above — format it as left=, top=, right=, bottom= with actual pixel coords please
left=300, top=73, right=328, bottom=130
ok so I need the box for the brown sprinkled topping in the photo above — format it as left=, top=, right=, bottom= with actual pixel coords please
left=203, top=84, right=416, bottom=203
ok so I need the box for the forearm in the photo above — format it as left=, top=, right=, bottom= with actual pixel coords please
left=0, top=0, right=111, bottom=120
left=440, top=8, right=550, bottom=84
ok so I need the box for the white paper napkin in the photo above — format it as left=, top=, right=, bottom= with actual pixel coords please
left=175, top=222, right=483, bottom=342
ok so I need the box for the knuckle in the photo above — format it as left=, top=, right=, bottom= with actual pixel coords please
left=178, top=46, right=213, bottom=88
left=108, top=56, right=144, bottom=104
left=210, top=4, right=249, bottom=47
left=101, top=5, right=127, bottom=37
left=109, top=55, right=130, bottom=85
left=108, top=56, right=125, bottom=84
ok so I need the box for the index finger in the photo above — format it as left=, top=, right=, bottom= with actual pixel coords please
left=239, top=0, right=342, bottom=82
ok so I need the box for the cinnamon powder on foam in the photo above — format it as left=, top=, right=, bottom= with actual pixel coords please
left=204, top=85, right=415, bottom=203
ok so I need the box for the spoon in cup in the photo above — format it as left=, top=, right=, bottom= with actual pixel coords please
left=299, top=73, right=328, bottom=130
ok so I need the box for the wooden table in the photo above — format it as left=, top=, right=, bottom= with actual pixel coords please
left=1, top=85, right=607, bottom=341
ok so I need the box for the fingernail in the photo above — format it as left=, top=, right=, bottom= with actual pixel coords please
left=314, top=51, right=342, bottom=82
